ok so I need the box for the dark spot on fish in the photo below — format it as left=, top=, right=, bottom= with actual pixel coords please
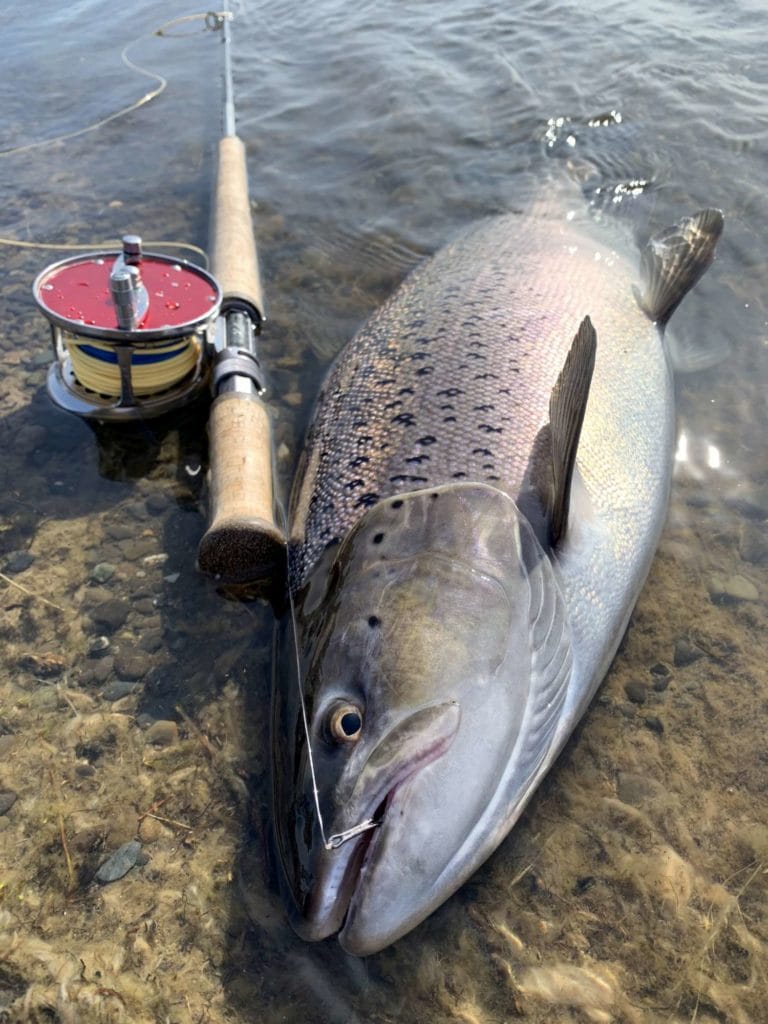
left=392, top=412, right=416, bottom=426
left=353, top=418, right=369, bottom=428
left=487, top=475, right=500, bottom=481
left=355, top=493, right=380, bottom=509
left=345, top=479, right=365, bottom=491
left=483, top=463, right=495, bottom=470
left=409, top=318, right=426, bottom=329
left=430, top=492, right=439, bottom=499
left=452, top=471, right=467, bottom=479
left=378, top=377, right=397, bottom=386
left=368, top=615, right=381, bottom=628
left=473, top=447, right=493, bottom=457
left=357, top=435, right=374, bottom=446
left=478, top=424, right=502, bottom=434
left=349, top=455, right=369, bottom=468
left=473, top=372, right=498, bottom=381
left=398, top=386, right=415, bottom=396
left=437, top=387, right=463, bottom=398
left=443, top=416, right=457, bottom=423
left=466, top=351, right=484, bottom=360
left=390, top=474, right=428, bottom=484
left=372, top=533, right=385, bottom=545
left=391, top=499, right=404, bottom=509
left=415, top=366, right=434, bottom=376
left=405, top=454, right=430, bottom=464
left=417, top=435, right=437, bottom=446
left=473, top=403, right=495, bottom=412
left=384, top=400, right=403, bottom=410
left=410, top=351, right=430, bottom=361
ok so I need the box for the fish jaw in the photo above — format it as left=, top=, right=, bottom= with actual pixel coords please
left=292, top=700, right=461, bottom=943
left=275, top=484, right=574, bottom=955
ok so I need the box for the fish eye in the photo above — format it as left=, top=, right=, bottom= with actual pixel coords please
left=327, top=702, right=364, bottom=743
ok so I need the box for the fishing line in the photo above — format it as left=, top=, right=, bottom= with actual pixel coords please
left=287, top=585, right=378, bottom=852
left=0, top=236, right=208, bottom=264
left=0, top=11, right=222, bottom=160
left=0, top=12, right=222, bottom=262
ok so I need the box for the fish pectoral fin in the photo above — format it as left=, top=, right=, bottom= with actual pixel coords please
left=547, top=316, right=597, bottom=548
left=636, top=208, right=724, bottom=327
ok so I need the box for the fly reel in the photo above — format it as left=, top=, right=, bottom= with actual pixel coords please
left=34, top=235, right=222, bottom=420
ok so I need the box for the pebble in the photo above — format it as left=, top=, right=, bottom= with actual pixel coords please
left=17, top=653, right=66, bottom=678
left=624, top=680, right=647, bottom=704
left=102, top=679, right=138, bottom=701
left=95, top=839, right=142, bottom=884
left=142, top=553, right=168, bottom=568
left=89, top=598, right=130, bottom=632
left=3, top=551, right=34, bottom=574
left=87, top=657, right=114, bottom=685
left=708, top=573, right=760, bottom=604
left=105, top=522, right=134, bottom=541
left=0, top=791, right=17, bottom=815
left=138, top=816, right=165, bottom=843
left=119, top=537, right=157, bottom=562
left=139, top=630, right=163, bottom=654
left=144, top=720, right=179, bottom=747
left=132, top=598, right=157, bottom=616
left=644, top=716, right=665, bottom=735
left=113, top=649, right=152, bottom=681
left=145, top=493, right=170, bottom=515
left=88, top=636, right=111, bottom=658
left=91, top=562, right=116, bottom=584
left=673, top=638, right=705, bottom=668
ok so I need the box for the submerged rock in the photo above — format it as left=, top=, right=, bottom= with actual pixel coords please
left=95, top=839, right=142, bottom=884
left=0, top=791, right=18, bottom=815
left=708, top=573, right=760, bottom=604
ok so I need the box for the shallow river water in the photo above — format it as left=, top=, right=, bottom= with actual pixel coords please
left=0, top=2, right=766, bottom=1022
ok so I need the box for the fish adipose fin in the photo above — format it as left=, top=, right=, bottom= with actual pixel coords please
left=637, top=208, right=724, bottom=327
left=548, top=316, right=597, bottom=548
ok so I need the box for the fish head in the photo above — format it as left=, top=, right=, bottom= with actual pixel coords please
left=273, top=483, right=571, bottom=955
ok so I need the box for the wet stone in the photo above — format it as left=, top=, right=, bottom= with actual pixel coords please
left=139, top=630, right=163, bottom=654
left=708, top=573, right=760, bottom=604
left=145, top=492, right=170, bottom=515
left=102, top=679, right=138, bottom=702
left=95, top=839, right=142, bottom=884
left=113, top=649, right=152, bottom=681
left=88, top=636, right=111, bottom=658
left=132, top=598, right=157, bottom=616
left=119, top=537, right=157, bottom=562
left=624, top=680, right=648, bottom=704
left=673, top=638, right=706, bottom=668
left=3, top=551, right=34, bottom=574
left=144, top=720, right=178, bottom=747
left=104, top=522, right=134, bottom=541
left=0, top=791, right=18, bottom=815
left=89, top=598, right=130, bottom=632
left=87, top=657, right=114, bottom=685
left=90, top=562, right=116, bottom=584
left=17, top=653, right=66, bottom=678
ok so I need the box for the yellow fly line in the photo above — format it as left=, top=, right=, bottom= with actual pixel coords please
left=65, top=333, right=201, bottom=397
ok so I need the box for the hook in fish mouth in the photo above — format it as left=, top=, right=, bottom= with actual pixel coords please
left=294, top=701, right=461, bottom=942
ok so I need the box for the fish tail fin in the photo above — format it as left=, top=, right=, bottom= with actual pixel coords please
left=548, top=316, right=597, bottom=548
left=636, top=208, right=724, bottom=328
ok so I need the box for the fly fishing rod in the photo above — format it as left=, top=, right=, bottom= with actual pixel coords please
left=32, top=6, right=285, bottom=588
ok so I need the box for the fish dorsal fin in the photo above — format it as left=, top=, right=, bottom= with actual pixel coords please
left=637, top=208, right=724, bottom=327
left=548, top=316, right=597, bottom=548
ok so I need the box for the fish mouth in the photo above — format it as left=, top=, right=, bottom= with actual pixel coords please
left=295, top=701, right=461, bottom=944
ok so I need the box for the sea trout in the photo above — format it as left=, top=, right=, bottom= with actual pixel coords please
left=272, top=197, right=723, bottom=955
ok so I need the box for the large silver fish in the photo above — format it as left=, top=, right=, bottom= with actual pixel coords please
left=272, top=197, right=723, bottom=956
